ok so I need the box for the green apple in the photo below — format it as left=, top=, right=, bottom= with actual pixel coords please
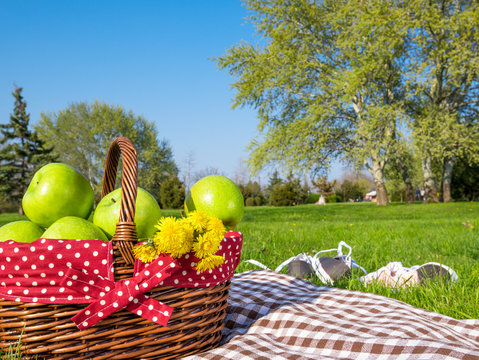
left=185, top=175, right=244, bottom=228
left=42, top=216, right=108, bottom=241
left=93, top=187, right=162, bottom=240
left=0, top=220, right=44, bottom=243
left=22, top=163, right=94, bottom=228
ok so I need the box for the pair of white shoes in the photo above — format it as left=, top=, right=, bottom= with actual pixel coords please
left=245, top=241, right=458, bottom=288
left=360, top=261, right=458, bottom=288
left=245, top=241, right=367, bottom=285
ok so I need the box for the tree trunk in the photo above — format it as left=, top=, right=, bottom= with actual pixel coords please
left=396, top=157, right=415, bottom=204
left=404, top=179, right=414, bottom=204
left=422, top=151, right=439, bottom=203
left=442, top=155, right=456, bottom=203
left=375, top=181, right=388, bottom=205
left=371, top=160, right=389, bottom=205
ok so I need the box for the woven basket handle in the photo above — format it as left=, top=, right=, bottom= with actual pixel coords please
left=102, top=137, right=138, bottom=265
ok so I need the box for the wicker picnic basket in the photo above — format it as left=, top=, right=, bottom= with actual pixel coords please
left=0, top=137, right=231, bottom=359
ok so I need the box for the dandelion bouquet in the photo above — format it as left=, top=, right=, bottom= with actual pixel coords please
left=133, top=211, right=226, bottom=273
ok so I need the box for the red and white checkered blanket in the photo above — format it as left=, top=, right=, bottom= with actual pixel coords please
left=187, top=270, right=479, bottom=360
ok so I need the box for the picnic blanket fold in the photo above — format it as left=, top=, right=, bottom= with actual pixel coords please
left=185, top=270, right=479, bottom=360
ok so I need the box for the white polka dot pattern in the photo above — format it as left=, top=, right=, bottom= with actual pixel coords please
left=0, top=232, right=243, bottom=329
left=0, top=239, right=113, bottom=304
left=134, top=231, right=243, bottom=289
left=67, top=254, right=178, bottom=330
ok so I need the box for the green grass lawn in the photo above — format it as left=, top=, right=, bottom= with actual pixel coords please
left=0, top=213, right=25, bottom=225
left=167, top=202, right=479, bottom=319
left=2, top=202, right=478, bottom=320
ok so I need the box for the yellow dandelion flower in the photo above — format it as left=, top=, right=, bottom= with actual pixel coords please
left=187, top=211, right=210, bottom=232
left=196, top=254, right=225, bottom=272
left=154, top=217, right=193, bottom=258
left=207, top=217, right=226, bottom=237
left=154, top=216, right=178, bottom=232
left=180, top=220, right=195, bottom=241
left=193, top=231, right=222, bottom=258
left=133, top=244, right=157, bottom=263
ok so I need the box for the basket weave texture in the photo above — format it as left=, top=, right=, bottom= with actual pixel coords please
left=0, top=137, right=231, bottom=359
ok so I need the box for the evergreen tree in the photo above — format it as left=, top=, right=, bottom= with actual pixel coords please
left=269, top=173, right=309, bottom=206
left=0, top=86, right=54, bottom=213
left=265, top=170, right=283, bottom=204
left=159, top=175, right=185, bottom=209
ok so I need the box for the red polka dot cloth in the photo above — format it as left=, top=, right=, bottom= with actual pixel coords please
left=0, top=231, right=243, bottom=330
left=135, top=230, right=244, bottom=288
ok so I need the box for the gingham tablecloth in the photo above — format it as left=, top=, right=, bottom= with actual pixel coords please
left=186, top=270, right=479, bottom=360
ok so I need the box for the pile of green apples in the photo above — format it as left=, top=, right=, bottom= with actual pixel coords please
left=0, top=163, right=162, bottom=243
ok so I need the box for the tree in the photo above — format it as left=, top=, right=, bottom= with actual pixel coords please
left=239, top=180, right=265, bottom=206
left=451, top=156, right=479, bottom=201
left=0, top=86, right=55, bottom=213
left=270, top=173, right=309, bottom=206
left=36, top=101, right=178, bottom=202
left=408, top=0, right=479, bottom=202
left=270, top=182, right=298, bottom=206
left=264, top=169, right=283, bottom=203
left=159, top=175, right=186, bottom=209
left=312, top=176, right=336, bottom=197
left=218, top=0, right=410, bottom=205
left=336, top=179, right=366, bottom=202
left=386, top=138, right=420, bottom=204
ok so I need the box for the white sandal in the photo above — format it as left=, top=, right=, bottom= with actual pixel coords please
left=245, top=241, right=368, bottom=285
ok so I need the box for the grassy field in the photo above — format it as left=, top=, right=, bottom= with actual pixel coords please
left=1, top=202, right=478, bottom=320
left=166, top=202, right=479, bottom=319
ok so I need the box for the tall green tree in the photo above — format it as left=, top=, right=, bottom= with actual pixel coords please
left=408, top=0, right=479, bottom=202
left=36, top=101, right=178, bottom=202
left=218, top=0, right=409, bottom=205
left=159, top=175, right=185, bottom=209
left=0, top=86, right=54, bottom=213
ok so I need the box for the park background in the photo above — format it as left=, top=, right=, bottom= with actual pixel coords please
left=0, top=0, right=478, bottom=319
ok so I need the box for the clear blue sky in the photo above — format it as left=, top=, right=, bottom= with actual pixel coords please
left=0, top=0, right=341, bottom=184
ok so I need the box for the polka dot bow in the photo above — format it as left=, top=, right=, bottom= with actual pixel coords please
left=63, top=254, right=179, bottom=330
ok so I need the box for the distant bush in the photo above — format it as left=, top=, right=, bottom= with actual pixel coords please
left=335, top=179, right=368, bottom=202
left=327, top=194, right=342, bottom=203
left=307, top=193, right=320, bottom=204
left=239, top=181, right=266, bottom=206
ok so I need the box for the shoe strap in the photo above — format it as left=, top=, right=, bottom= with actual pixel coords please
left=243, top=259, right=271, bottom=271
left=275, top=254, right=312, bottom=272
